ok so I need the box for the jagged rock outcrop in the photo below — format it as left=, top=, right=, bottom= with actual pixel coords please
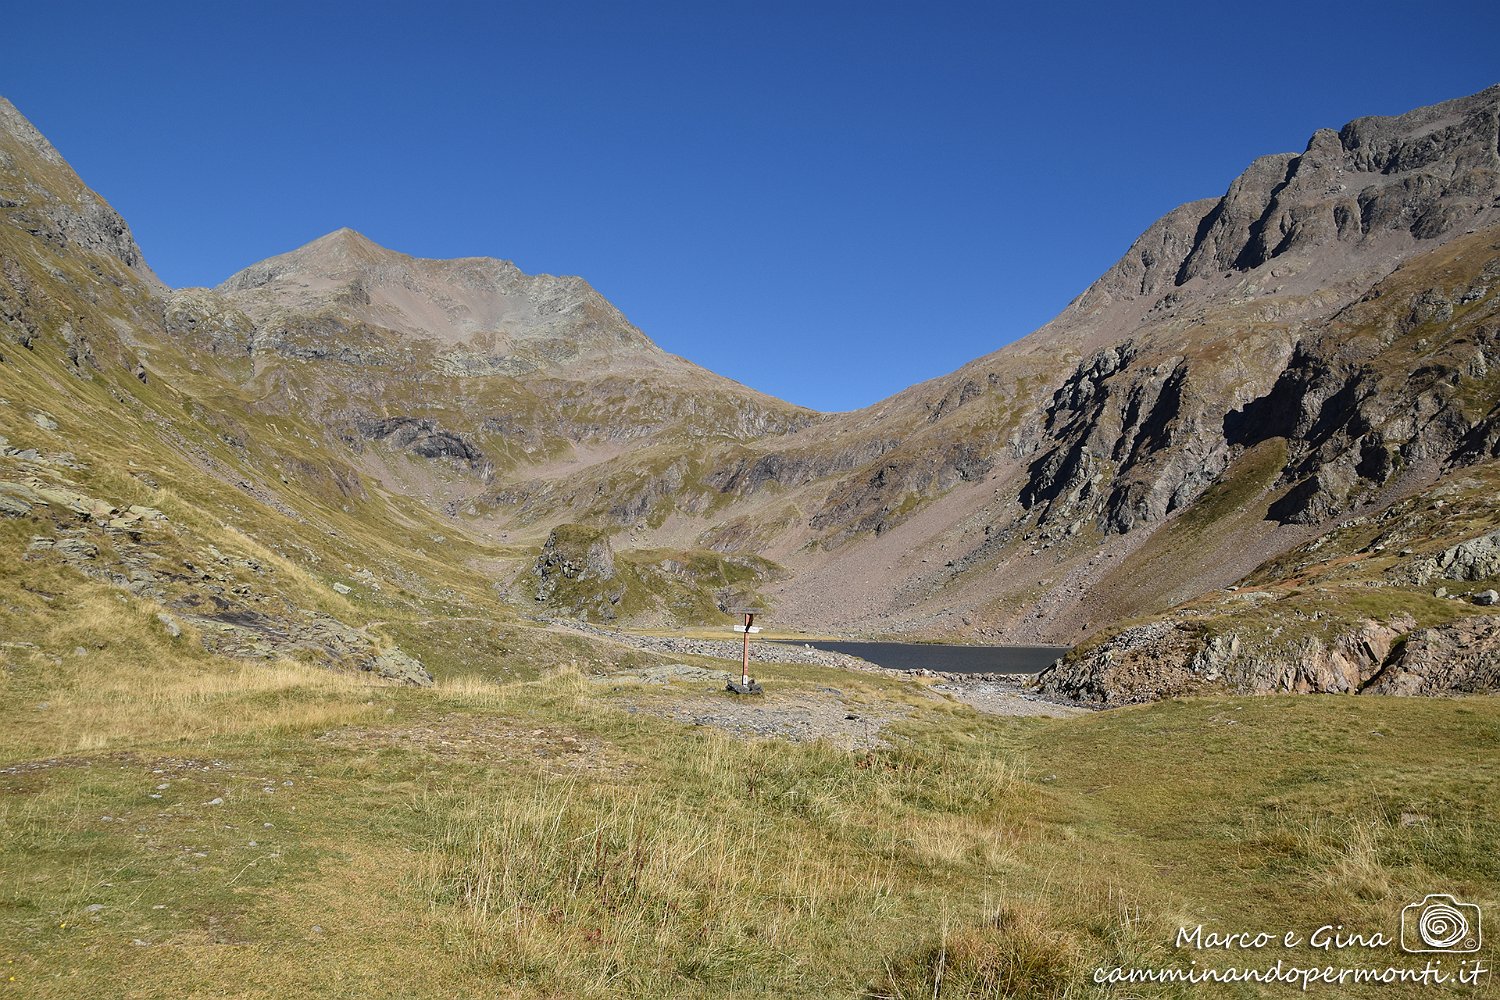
left=1035, top=616, right=1418, bottom=704
left=354, top=416, right=490, bottom=473
left=1413, top=528, right=1500, bottom=582
left=1016, top=343, right=1243, bottom=536
left=530, top=524, right=626, bottom=620
left=996, top=87, right=1500, bottom=546
left=1222, top=260, right=1500, bottom=525
left=1176, top=88, right=1499, bottom=283
left=1017, top=230, right=1500, bottom=541
left=1364, top=616, right=1500, bottom=695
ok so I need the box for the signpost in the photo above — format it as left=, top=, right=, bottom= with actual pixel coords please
left=726, top=606, right=765, bottom=695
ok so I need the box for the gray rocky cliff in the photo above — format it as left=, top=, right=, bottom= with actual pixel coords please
left=0, top=98, right=160, bottom=286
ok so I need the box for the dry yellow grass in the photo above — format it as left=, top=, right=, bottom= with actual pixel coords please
left=1, top=579, right=1495, bottom=998
left=3, top=588, right=381, bottom=756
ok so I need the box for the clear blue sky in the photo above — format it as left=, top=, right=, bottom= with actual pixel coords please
left=5, top=2, right=1498, bottom=411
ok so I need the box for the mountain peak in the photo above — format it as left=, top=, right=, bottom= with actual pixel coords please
left=1064, top=82, right=1500, bottom=322
left=0, top=96, right=67, bottom=167
left=266, top=227, right=400, bottom=271
left=214, top=228, right=669, bottom=369
left=308, top=226, right=385, bottom=252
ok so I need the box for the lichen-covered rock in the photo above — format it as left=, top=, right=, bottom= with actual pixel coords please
left=1031, top=620, right=1206, bottom=705
left=1414, top=529, right=1500, bottom=583
left=1250, top=618, right=1412, bottom=693
left=530, top=524, right=626, bottom=621
left=1364, top=616, right=1500, bottom=695
left=369, top=647, right=433, bottom=686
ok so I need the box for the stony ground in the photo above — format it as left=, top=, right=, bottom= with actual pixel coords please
left=622, top=689, right=909, bottom=751
left=595, top=663, right=913, bottom=749
left=585, top=644, right=1089, bottom=749
left=928, top=680, right=1088, bottom=719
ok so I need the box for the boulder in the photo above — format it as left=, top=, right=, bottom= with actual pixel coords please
left=1414, top=529, right=1500, bottom=583
left=1364, top=617, right=1500, bottom=695
left=370, top=647, right=433, bottom=686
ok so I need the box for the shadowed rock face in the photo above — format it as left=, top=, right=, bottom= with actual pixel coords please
left=1176, top=87, right=1500, bottom=283
left=355, top=417, right=489, bottom=470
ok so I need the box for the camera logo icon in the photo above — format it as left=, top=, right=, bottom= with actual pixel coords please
left=1401, top=894, right=1482, bottom=953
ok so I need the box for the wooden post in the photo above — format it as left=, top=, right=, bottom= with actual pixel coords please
left=727, top=606, right=765, bottom=694
left=741, top=611, right=754, bottom=686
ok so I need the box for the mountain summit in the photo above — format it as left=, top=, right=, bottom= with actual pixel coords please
left=215, top=227, right=679, bottom=374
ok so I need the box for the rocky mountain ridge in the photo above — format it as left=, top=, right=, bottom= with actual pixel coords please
left=3, top=86, right=1500, bottom=700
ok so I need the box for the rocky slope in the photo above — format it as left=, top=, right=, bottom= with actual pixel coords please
left=3, top=86, right=1500, bottom=700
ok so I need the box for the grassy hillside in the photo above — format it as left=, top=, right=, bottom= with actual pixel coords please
left=2, top=641, right=1494, bottom=997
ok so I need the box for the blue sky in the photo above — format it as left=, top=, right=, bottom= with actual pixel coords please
left=5, top=2, right=1498, bottom=411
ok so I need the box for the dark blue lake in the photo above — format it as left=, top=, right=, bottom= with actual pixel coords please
left=776, top=641, right=1069, bottom=675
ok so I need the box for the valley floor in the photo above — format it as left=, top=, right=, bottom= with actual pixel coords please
left=1, top=638, right=1496, bottom=998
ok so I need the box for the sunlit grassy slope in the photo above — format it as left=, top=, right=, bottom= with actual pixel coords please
left=2, top=625, right=1494, bottom=998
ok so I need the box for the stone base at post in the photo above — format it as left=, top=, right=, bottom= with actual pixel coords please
left=725, top=678, right=763, bottom=695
